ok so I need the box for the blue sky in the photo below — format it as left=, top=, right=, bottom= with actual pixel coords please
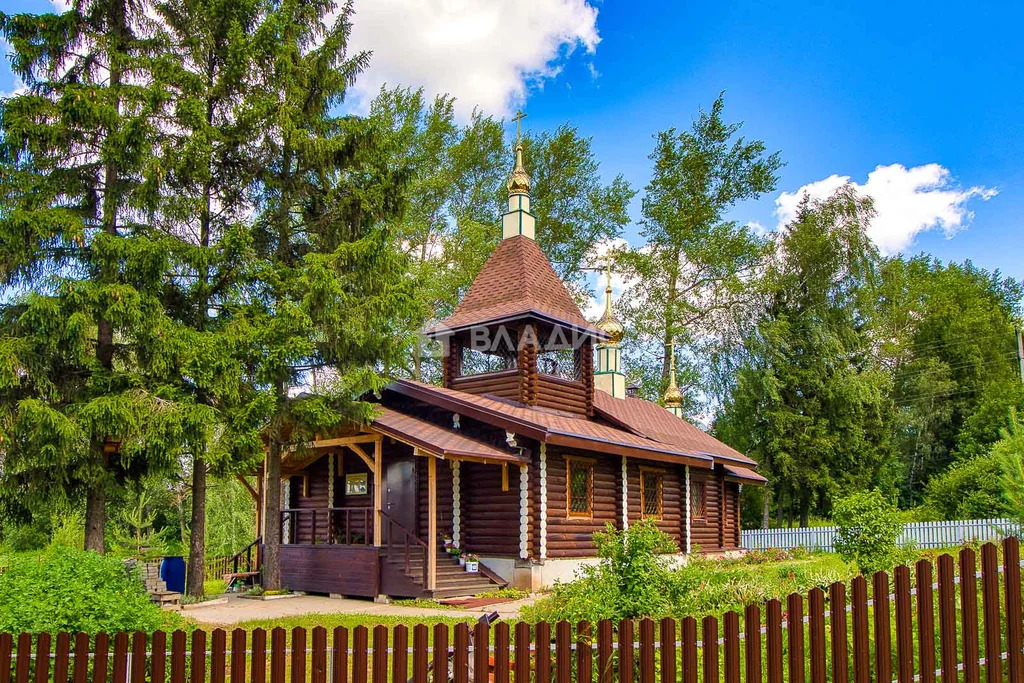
left=519, top=1, right=1024, bottom=281
left=3, top=0, right=1022, bottom=283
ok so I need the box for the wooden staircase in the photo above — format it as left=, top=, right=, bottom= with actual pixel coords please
left=379, top=513, right=505, bottom=598
left=382, top=545, right=506, bottom=598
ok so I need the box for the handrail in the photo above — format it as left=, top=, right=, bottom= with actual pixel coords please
left=378, top=511, right=429, bottom=585
left=229, top=536, right=262, bottom=576
left=280, top=507, right=373, bottom=545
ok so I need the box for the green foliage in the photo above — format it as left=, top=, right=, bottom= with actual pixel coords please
left=522, top=519, right=679, bottom=623
left=922, top=453, right=1009, bottom=520
left=720, top=189, right=896, bottom=526
left=523, top=537, right=856, bottom=623
left=0, top=548, right=163, bottom=634
left=618, top=92, right=781, bottom=409
left=833, top=490, right=908, bottom=574
left=996, top=409, right=1024, bottom=526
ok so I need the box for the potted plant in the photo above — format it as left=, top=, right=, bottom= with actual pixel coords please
left=464, top=554, right=479, bottom=573
left=457, top=550, right=466, bottom=566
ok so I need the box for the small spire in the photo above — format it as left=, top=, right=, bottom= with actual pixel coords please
left=663, top=341, right=683, bottom=408
left=507, top=110, right=531, bottom=196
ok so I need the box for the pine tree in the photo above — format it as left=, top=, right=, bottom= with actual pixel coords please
left=0, top=1, right=207, bottom=551
left=245, top=0, right=416, bottom=589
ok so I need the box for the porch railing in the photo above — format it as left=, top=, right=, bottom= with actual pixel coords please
left=280, top=507, right=373, bottom=545
left=379, top=511, right=429, bottom=583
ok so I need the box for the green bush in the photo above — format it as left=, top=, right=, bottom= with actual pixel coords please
left=832, top=490, right=908, bottom=575
left=522, top=519, right=679, bottom=623
left=0, top=547, right=164, bottom=634
left=922, top=453, right=1009, bottom=520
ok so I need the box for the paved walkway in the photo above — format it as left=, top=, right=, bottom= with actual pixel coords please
left=184, top=594, right=538, bottom=626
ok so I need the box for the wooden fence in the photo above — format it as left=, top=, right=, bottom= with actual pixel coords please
left=742, top=518, right=1022, bottom=552
left=3, top=537, right=1024, bottom=683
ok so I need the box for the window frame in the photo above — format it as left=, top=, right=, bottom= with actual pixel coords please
left=639, top=467, right=664, bottom=520
left=565, top=456, right=595, bottom=518
left=690, top=479, right=707, bottom=520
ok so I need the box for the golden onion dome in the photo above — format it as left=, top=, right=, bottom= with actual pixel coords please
left=506, top=143, right=531, bottom=195
left=597, top=281, right=625, bottom=344
left=663, top=378, right=683, bottom=407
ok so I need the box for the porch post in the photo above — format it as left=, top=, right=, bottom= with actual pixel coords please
left=428, top=456, right=438, bottom=591
left=373, top=436, right=383, bottom=547
left=685, top=465, right=691, bottom=554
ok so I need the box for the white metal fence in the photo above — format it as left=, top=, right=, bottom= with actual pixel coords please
left=741, top=517, right=1022, bottom=552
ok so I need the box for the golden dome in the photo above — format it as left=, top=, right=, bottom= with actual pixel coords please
left=506, top=143, right=531, bottom=195
left=596, top=274, right=625, bottom=344
left=663, top=378, right=683, bottom=407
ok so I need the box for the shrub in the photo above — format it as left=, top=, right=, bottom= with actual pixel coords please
left=0, top=547, right=164, bottom=634
left=923, top=453, right=1009, bottom=520
left=522, top=519, right=679, bottom=623
left=832, top=490, right=907, bottom=575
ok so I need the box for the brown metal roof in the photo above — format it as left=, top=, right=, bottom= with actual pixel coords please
left=387, top=379, right=715, bottom=468
left=592, top=391, right=758, bottom=467
left=428, top=235, right=602, bottom=335
left=371, top=406, right=528, bottom=465
left=723, top=464, right=768, bottom=484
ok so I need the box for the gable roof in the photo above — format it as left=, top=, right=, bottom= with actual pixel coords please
left=592, top=391, right=756, bottom=466
left=428, top=235, right=602, bottom=335
left=386, top=379, right=714, bottom=468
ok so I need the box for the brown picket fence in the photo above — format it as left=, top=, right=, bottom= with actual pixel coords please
left=2, top=537, right=1024, bottom=683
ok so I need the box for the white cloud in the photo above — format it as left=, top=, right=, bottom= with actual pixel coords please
left=775, top=164, right=997, bottom=255
left=347, top=0, right=600, bottom=118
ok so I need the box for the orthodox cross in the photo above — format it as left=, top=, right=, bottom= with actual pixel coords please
left=512, top=109, right=527, bottom=145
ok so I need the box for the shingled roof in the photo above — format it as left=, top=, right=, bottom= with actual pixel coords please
left=428, top=235, right=602, bottom=335
left=386, top=379, right=716, bottom=468
left=592, top=391, right=756, bottom=466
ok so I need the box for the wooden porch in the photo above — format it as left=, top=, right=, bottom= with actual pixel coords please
left=272, top=432, right=509, bottom=599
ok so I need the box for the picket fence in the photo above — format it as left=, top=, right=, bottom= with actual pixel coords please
left=3, top=538, right=1024, bottom=683
left=741, top=518, right=1021, bottom=552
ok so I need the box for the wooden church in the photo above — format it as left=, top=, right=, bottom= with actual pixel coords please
left=261, top=133, right=765, bottom=599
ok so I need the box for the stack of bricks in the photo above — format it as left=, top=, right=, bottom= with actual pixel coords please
left=136, top=561, right=181, bottom=608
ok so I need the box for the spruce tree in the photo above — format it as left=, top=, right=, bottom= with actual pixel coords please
left=245, top=0, right=416, bottom=589
left=153, top=0, right=265, bottom=595
left=0, top=1, right=207, bottom=551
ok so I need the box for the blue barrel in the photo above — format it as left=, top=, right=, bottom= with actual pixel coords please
left=159, top=555, right=186, bottom=593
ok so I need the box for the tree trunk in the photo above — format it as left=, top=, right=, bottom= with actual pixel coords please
left=762, top=487, right=771, bottom=529
left=84, top=471, right=106, bottom=553
left=186, top=455, right=207, bottom=597
left=799, top=500, right=810, bottom=528
left=262, top=435, right=283, bottom=590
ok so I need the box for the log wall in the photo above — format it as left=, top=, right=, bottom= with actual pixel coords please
left=542, top=446, right=619, bottom=557
left=625, top=460, right=684, bottom=547
left=689, top=468, right=723, bottom=552
left=462, top=461, right=525, bottom=557
left=450, top=369, right=520, bottom=401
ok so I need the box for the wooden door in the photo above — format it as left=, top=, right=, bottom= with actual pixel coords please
left=384, top=457, right=417, bottom=538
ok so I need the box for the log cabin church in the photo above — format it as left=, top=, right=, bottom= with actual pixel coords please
left=259, top=130, right=765, bottom=599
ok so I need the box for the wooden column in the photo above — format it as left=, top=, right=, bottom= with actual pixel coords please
left=373, top=436, right=383, bottom=547
left=428, top=457, right=438, bottom=591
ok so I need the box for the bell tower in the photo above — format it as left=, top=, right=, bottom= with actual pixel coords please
left=426, top=110, right=605, bottom=417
